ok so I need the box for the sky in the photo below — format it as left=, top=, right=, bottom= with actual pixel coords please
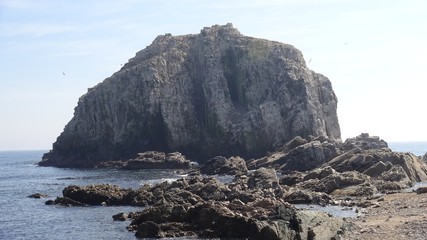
left=1, top=0, right=426, bottom=151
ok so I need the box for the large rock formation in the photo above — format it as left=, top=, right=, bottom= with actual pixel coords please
left=40, top=23, right=340, bottom=167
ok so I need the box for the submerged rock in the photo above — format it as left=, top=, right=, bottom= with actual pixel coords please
left=112, top=212, right=128, bottom=221
left=40, top=23, right=341, bottom=168
left=28, top=193, right=48, bottom=199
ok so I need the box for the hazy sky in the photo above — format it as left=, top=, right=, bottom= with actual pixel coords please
left=1, top=0, right=426, bottom=150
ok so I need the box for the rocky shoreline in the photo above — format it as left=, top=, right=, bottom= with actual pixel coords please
left=38, top=134, right=427, bottom=239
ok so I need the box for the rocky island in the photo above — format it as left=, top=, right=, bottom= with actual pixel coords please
left=40, top=23, right=340, bottom=168
left=38, top=24, right=427, bottom=239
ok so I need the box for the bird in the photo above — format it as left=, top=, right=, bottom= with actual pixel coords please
left=308, top=58, right=312, bottom=63
left=62, top=72, right=66, bottom=76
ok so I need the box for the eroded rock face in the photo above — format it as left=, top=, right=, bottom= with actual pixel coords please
left=40, top=23, right=340, bottom=167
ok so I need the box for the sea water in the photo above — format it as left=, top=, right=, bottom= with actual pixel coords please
left=0, top=150, right=186, bottom=240
left=1, top=142, right=426, bottom=239
left=388, top=141, right=427, bottom=156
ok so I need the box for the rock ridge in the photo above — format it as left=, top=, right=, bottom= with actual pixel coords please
left=40, top=23, right=340, bottom=167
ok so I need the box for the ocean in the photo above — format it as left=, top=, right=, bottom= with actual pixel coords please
left=388, top=141, right=427, bottom=156
left=0, top=142, right=426, bottom=239
left=0, top=150, right=185, bottom=240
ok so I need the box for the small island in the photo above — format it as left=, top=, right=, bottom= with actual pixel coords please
left=39, top=24, right=427, bottom=239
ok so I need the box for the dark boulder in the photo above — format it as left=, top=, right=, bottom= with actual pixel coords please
left=279, top=140, right=340, bottom=172
left=200, top=156, right=248, bottom=175
left=28, top=193, right=48, bottom=198
left=112, top=212, right=128, bottom=221
left=45, top=197, right=87, bottom=207
left=248, top=138, right=340, bottom=172
left=62, top=184, right=132, bottom=206
left=247, top=168, right=280, bottom=189
left=416, top=187, right=427, bottom=194
left=283, top=189, right=333, bottom=205
left=184, top=176, right=231, bottom=201
left=341, top=133, right=388, bottom=151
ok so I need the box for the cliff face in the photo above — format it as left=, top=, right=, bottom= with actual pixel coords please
left=40, top=23, right=340, bottom=167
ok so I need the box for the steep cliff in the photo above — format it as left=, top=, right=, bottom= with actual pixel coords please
left=40, top=23, right=341, bottom=167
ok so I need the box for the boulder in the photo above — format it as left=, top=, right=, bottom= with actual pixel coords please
left=184, top=176, right=231, bottom=201
left=279, top=140, right=340, bottom=172
left=279, top=171, right=306, bottom=186
left=28, top=193, right=48, bottom=198
left=200, top=156, right=248, bottom=175
left=416, top=187, right=427, bottom=194
left=113, top=212, right=128, bottom=221
left=249, top=139, right=340, bottom=172
left=62, top=184, right=132, bottom=206
left=283, top=189, right=333, bottom=205
left=341, top=133, right=388, bottom=151
left=247, top=168, right=279, bottom=189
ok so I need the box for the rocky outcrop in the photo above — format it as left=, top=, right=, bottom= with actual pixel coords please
left=263, top=134, right=427, bottom=196
left=279, top=148, right=427, bottom=196
left=61, top=184, right=133, bottom=205
left=130, top=202, right=345, bottom=239
left=46, top=169, right=346, bottom=239
left=249, top=134, right=427, bottom=194
left=248, top=136, right=340, bottom=172
left=40, top=23, right=341, bottom=168
left=341, top=133, right=388, bottom=151
left=96, top=151, right=193, bottom=169
left=200, top=156, right=248, bottom=175
left=123, top=151, right=191, bottom=170
left=327, top=149, right=427, bottom=184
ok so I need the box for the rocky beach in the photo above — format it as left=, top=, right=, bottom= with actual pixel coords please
left=42, top=134, right=427, bottom=239
left=35, top=24, right=427, bottom=239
